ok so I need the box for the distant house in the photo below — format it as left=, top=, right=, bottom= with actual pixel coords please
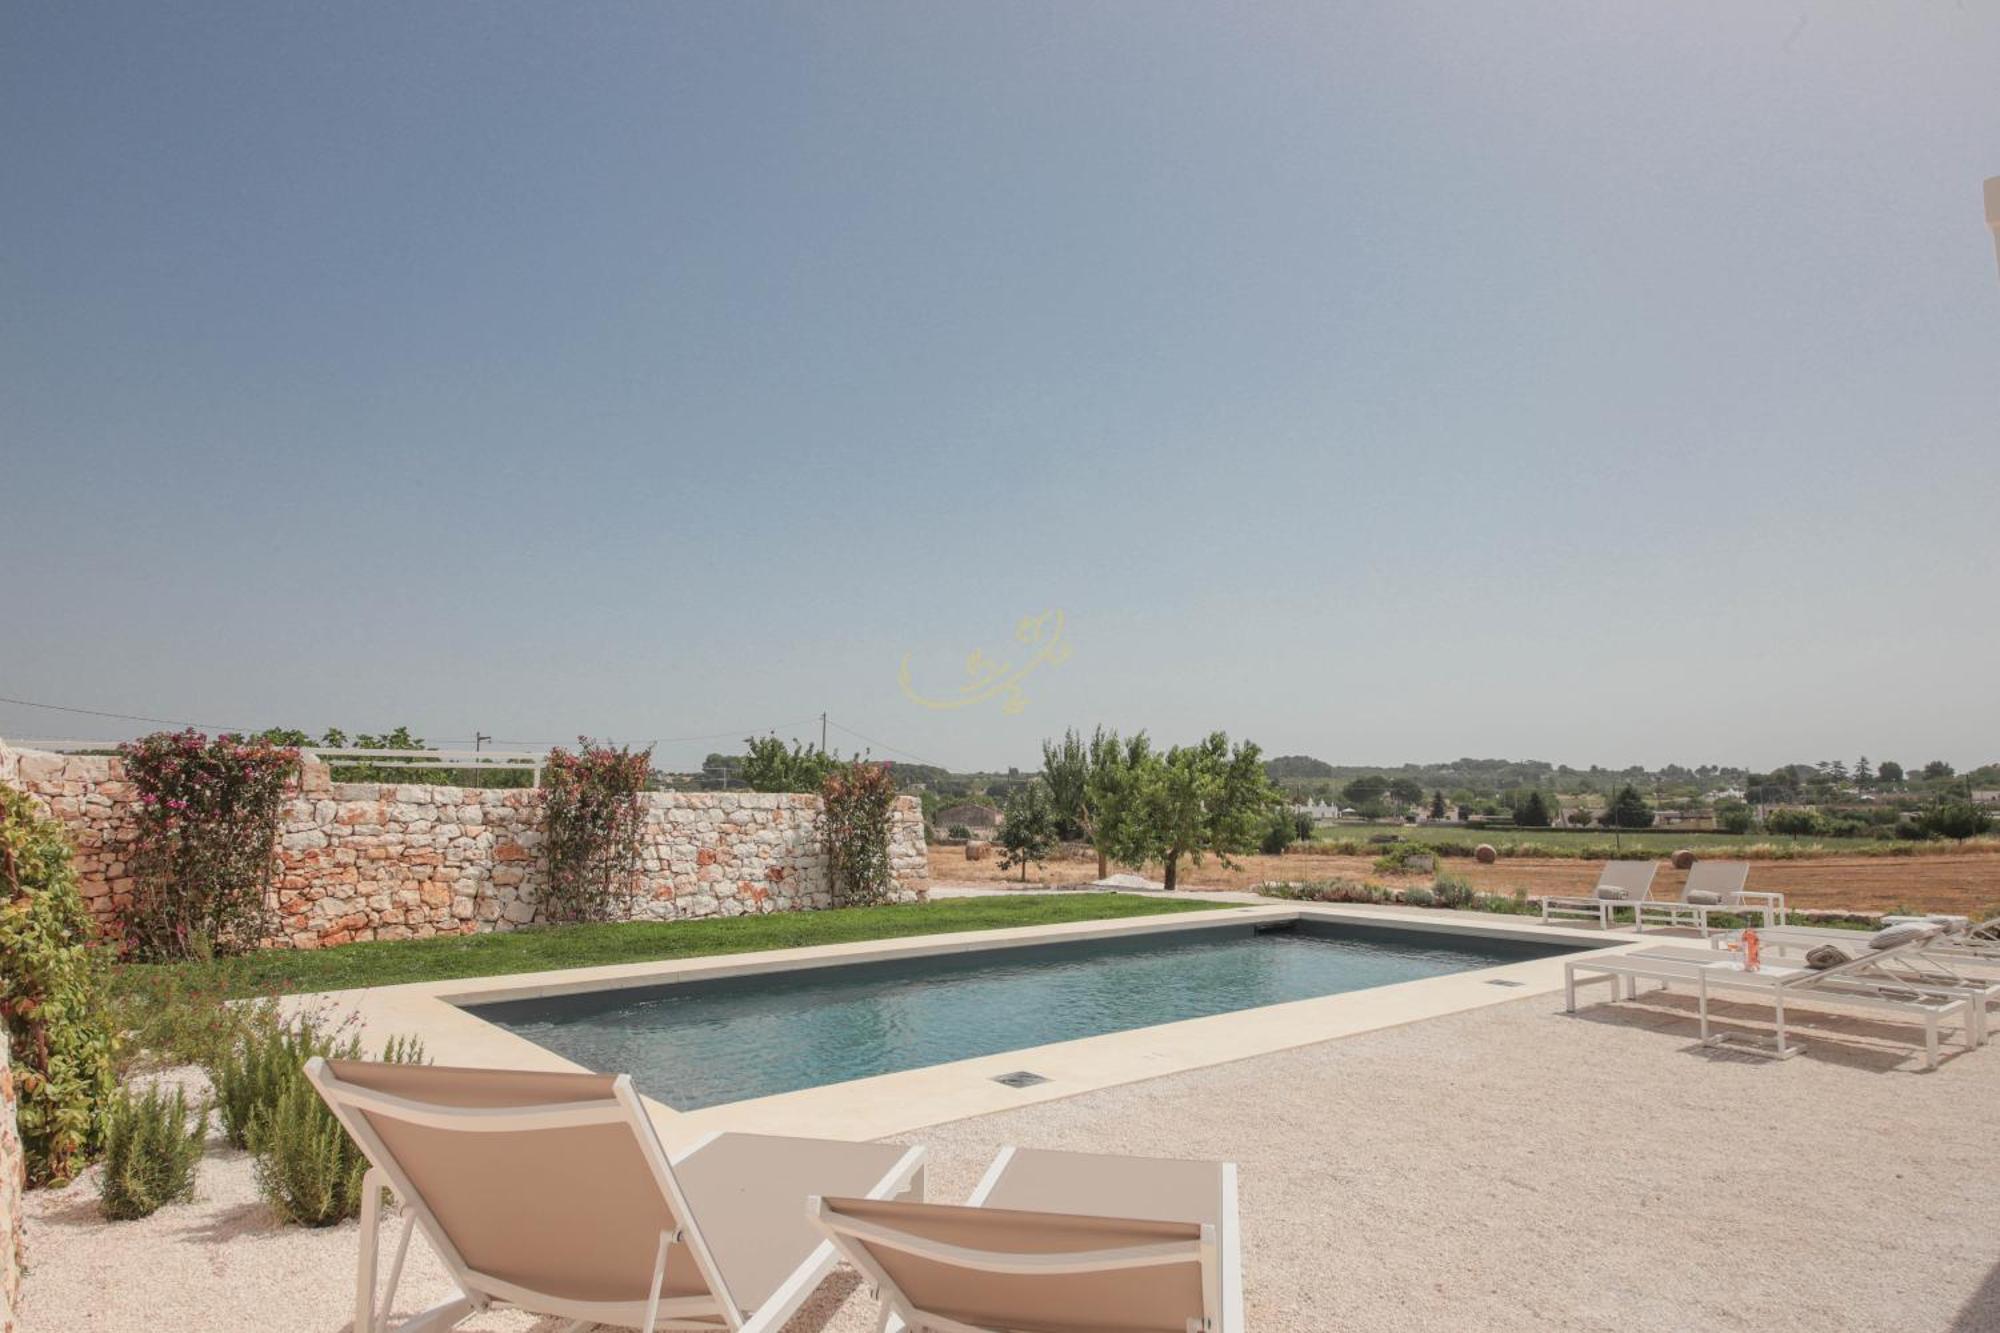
left=935, top=801, right=1001, bottom=834
left=1293, top=800, right=1351, bottom=824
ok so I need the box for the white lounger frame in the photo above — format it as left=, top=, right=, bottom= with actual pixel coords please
left=812, top=1145, right=1243, bottom=1333
left=305, top=1058, right=926, bottom=1333
left=1540, top=862, right=1658, bottom=930
left=1563, top=944, right=1977, bottom=1070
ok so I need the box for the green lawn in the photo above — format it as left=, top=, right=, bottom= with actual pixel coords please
left=112, top=893, right=1236, bottom=1000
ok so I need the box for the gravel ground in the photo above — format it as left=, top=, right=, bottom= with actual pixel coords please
left=23, top=992, right=2000, bottom=1332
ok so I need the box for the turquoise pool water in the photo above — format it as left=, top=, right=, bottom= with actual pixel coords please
left=465, top=918, right=1578, bottom=1109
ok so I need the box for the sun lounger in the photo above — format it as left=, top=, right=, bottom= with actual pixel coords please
left=812, top=1145, right=1241, bottom=1333
left=1632, top=861, right=1780, bottom=936
left=1540, top=860, right=1658, bottom=929
left=1564, top=936, right=1978, bottom=1069
left=1736, top=916, right=2000, bottom=967
left=305, top=1058, right=927, bottom=1333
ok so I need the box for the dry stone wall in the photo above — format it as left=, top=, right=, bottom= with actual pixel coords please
left=0, top=1035, right=18, bottom=1333
left=0, top=738, right=928, bottom=950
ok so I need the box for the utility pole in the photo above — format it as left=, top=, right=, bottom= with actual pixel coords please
left=474, top=732, right=490, bottom=753
left=821, top=712, right=828, bottom=754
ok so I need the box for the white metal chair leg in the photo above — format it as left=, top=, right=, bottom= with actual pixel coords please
left=642, top=1229, right=671, bottom=1331
left=357, top=1167, right=385, bottom=1333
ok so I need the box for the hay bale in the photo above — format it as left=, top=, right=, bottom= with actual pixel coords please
left=1474, top=843, right=1498, bottom=864
left=964, top=840, right=992, bottom=861
left=1672, top=849, right=1696, bottom=870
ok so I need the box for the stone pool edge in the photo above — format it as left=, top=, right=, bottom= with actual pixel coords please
left=286, top=900, right=1643, bottom=1150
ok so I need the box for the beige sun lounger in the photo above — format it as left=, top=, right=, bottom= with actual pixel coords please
left=812, top=1145, right=1241, bottom=1333
left=1564, top=935, right=1978, bottom=1069
left=1540, top=860, right=1658, bottom=929
left=1738, top=916, right=2000, bottom=966
left=1632, top=861, right=1781, bottom=936
left=305, top=1058, right=926, bottom=1333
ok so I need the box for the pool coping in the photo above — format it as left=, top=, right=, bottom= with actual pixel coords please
left=291, top=901, right=1650, bottom=1150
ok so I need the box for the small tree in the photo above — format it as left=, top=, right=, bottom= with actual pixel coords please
left=821, top=759, right=899, bottom=907
left=1922, top=760, right=1956, bottom=781
left=997, top=781, right=1056, bottom=882
left=1922, top=800, right=1991, bottom=842
left=1039, top=730, right=1090, bottom=842
left=1340, top=775, right=1389, bottom=817
left=1877, top=760, right=1904, bottom=784
left=740, top=735, right=839, bottom=793
left=537, top=740, right=653, bottom=923
left=1599, top=784, right=1655, bottom=830
left=1386, top=777, right=1425, bottom=808
left=1082, top=730, right=1152, bottom=880
left=1115, top=733, right=1277, bottom=891
left=1429, top=790, right=1447, bottom=820
left=120, top=730, right=301, bottom=960
left=1714, top=800, right=1755, bottom=835
left=1513, top=790, right=1553, bottom=828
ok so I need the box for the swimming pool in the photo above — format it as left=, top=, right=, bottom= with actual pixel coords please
left=465, top=917, right=1584, bottom=1109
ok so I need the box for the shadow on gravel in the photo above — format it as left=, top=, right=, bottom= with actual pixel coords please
left=1560, top=991, right=1970, bottom=1074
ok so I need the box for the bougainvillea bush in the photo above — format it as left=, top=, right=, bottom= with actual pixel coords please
left=821, top=759, right=898, bottom=907
left=537, top=739, right=653, bottom=924
left=0, top=784, right=117, bottom=1185
left=120, top=730, right=301, bottom=961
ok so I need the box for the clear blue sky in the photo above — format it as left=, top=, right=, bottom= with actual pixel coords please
left=4, top=3, right=1996, bottom=773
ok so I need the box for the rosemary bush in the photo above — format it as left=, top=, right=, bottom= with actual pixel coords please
left=97, top=1083, right=205, bottom=1220
left=248, top=1031, right=424, bottom=1227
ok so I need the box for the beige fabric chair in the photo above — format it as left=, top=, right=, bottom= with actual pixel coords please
left=1632, top=861, right=1780, bottom=936
left=305, top=1058, right=926, bottom=1333
left=812, top=1144, right=1241, bottom=1333
left=1539, top=860, right=1659, bottom=929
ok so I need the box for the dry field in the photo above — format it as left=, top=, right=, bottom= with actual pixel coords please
left=931, top=844, right=2000, bottom=915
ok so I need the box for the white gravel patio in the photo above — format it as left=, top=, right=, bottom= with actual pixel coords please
left=23, top=989, right=2000, bottom=1332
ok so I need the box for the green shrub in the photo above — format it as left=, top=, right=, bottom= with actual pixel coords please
left=0, top=785, right=118, bottom=1185
left=1764, top=808, right=1825, bottom=837
left=1431, top=873, right=1476, bottom=910
left=248, top=1032, right=424, bottom=1227
left=822, top=760, right=900, bottom=907
left=208, top=1008, right=354, bottom=1150
left=1372, top=843, right=1437, bottom=875
left=119, top=730, right=301, bottom=960
left=97, top=1083, right=205, bottom=1220
left=1400, top=886, right=1437, bottom=908
left=946, top=824, right=972, bottom=841
left=1259, top=808, right=1296, bottom=856
left=537, top=740, right=652, bottom=924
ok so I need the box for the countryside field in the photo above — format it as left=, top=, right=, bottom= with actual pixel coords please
left=931, top=842, right=2000, bottom=916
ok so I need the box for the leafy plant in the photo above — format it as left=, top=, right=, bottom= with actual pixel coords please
left=249, top=1032, right=424, bottom=1227
left=537, top=739, right=653, bottom=924
left=1372, top=843, right=1437, bottom=875
left=1109, top=732, right=1276, bottom=891
left=997, top=781, right=1057, bottom=882
left=1431, top=873, right=1476, bottom=910
left=946, top=823, right=973, bottom=841
left=0, top=785, right=118, bottom=1185
left=1921, top=800, right=1992, bottom=842
left=120, top=730, right=301, bottom=960
left=97, top=1083, right=205, bottom=1220
left=821, top=759, right=899, bottom=907
left=739, top=735, right=839, bottom=793
left=1401, top=886, right=1437, bottom=908
left=1599, top=784, right=1656, bottom=830
left=207, top=1007, right=352, bottom=1150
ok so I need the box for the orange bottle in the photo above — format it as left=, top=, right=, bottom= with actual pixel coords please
left=1742, top=928, right=1760, bottom=972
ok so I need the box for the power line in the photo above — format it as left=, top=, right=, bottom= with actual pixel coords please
left=0, top=694, right=255, bottom=733
left=825, top=717, right=944, bottom=769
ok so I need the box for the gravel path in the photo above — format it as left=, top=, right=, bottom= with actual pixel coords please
left=24, top=992, right=2000, bottom=1331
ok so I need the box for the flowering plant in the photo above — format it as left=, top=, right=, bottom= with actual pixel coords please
left=536, top=739, right=653, bottom=923
left=120, top=730, right=300, bottom=961
left=821, top=759, right=898, bottom=907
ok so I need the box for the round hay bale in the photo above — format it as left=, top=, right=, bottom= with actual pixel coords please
left=1474, top=843, right=1498, bottom=864
left=1672, top=848, right=1696, bottom=870
left=965, top=840, right=992, bottom=861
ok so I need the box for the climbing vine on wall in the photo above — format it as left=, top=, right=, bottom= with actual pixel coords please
left=536, top=740, right=653, bottom=924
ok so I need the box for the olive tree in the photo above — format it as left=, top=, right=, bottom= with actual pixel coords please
left=1113, top=732, right=1277, bottom=892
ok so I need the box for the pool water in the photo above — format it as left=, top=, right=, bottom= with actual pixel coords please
left=464, top=918, right=1577, bottom=1109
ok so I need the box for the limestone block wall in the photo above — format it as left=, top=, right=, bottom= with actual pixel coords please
left=0, top=738, right=928, bottom=949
